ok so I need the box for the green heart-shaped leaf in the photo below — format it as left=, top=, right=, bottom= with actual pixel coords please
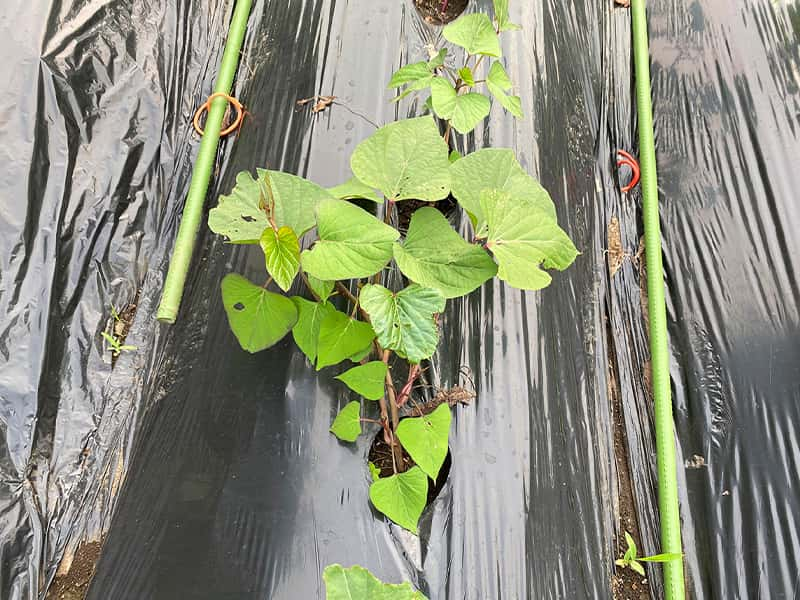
left=393, top=207, right=496, bottom=298
left=449, top=148, right=556, bottom=225
left=328, top=176, right=382, bottom=203
left=481, top=189, right=578, bottom=290
left=335, top=361, right=388, bottom=400
left=369, top=467, right=428, bottom=534
left=493, top=0, right=522, bottom=31
left=486, top=61, right=523, bottom=119
left=260, top=226, right=300, bottom=291
left=359, top=284, right=445, bottom=363
left=221, top=274, right=298, bottom=353
left=316, top=309, right=376, bottom=370
left=290, top=297, right=337, bottom=363
left=396, top=404, right=452, bottom=480
left=301, top=199, right=400, bottom=280
left=330, top=401, right=362, bottom=442
left=430, top=78, right=491, bottom=135
left=350, top=116, right=450, bottom=202
left=442, top=13, right=502, bottom=57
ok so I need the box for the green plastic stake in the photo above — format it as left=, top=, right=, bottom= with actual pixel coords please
left=157, top=0, right=254, bottom=324
left=630, top=1, right=686, bottom=598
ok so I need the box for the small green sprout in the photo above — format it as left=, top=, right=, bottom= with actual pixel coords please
left=110, top=305, right=121, bottom=322
left=101, top=331, right=136, bottom=357
left=616, top=531, right=683, bottom=577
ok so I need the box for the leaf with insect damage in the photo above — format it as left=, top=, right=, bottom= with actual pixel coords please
left=209, top=169, right=335, bottom=243
left=221, top=274, right=298, bottom=353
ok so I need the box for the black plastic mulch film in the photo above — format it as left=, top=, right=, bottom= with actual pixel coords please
left=0, top=0, right=798, bottom=598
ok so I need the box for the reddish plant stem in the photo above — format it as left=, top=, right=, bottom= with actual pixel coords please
left=396, top=363, right=420, bottom=407
left=383, top=349, right=406, bottom=472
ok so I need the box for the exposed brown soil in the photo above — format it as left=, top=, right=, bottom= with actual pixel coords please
left=413, top=0, right=469, bottom=25
left=608, top=325, right=651, bottom=600
left=109, top=292, right=139, bottom=368
left=396, top=196, right=458, bottom=234
left=368, top=390, right=465, bottom=506
left=46, top=541, right=102, bottom=600
left=369, top=431, right=452, bottom=505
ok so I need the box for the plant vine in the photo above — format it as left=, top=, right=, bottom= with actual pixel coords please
left=207, top=3, right=578, bottom=595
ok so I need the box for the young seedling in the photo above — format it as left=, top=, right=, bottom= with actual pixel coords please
left=616, top=531, right=683, bottom=577
left=206, top=2, right=577, bottom=591
left=101, top=332, right=136, bottom=357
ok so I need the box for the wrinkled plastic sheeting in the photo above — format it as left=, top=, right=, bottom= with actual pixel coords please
left=0, top=0, right=235, bottom=597
left=87, top=0, right=623, bottom=598
left=608, top=0, right=800, bottom=598
left=1, top=0, right=798, bottom=599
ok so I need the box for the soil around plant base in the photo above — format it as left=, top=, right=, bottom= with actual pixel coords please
left=45, top=541, right=102, bottom=600
left=607, top=323, right=652, bottom=600
left=413, top=0, right=469, bottom=25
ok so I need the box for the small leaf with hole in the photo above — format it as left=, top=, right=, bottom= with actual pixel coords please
left=396, top=404, right=452, bottom=480
left=335, top=361, right=388, bottom=400
left=330, top=401, right=362, bottom=442
left=369, top=466, right=428, bottom=534
left=260, top=226, right=300, bottom=292
left=221, top=274, right=298, bottom=353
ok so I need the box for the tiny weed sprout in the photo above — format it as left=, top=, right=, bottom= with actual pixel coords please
left=101, top=331, right=136, bottom=357
left=207, top=2, right=577, bottom=596
left=616, top=531, right=683, bottom=577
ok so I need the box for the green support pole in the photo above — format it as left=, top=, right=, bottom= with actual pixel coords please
left=157, top=0, right=254, bottom=323
left=630, top=1, right=686, bottom=598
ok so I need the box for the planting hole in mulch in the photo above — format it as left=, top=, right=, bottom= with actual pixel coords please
left=368, top=430, right=452, bottom=505
left=413, top=0, right=469, bottom=25
left=396, top=195, right=458, bottom=234
left=46, top=541, right=102, bottom=600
